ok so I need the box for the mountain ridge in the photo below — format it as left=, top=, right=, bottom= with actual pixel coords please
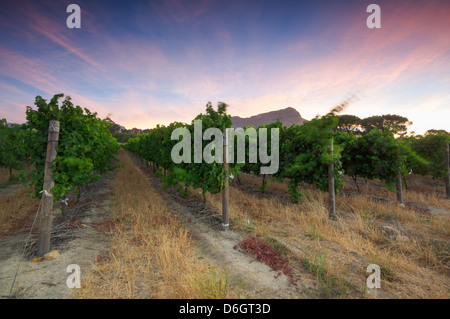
left=231, top=107, right=306, bottom=128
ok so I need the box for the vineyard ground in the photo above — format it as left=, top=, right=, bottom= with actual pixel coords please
left=1, top=151, right=315, bottom=299
left=0, top=150, right=449, bottom=298
left=131, top=156, right=318, bottom=298
left=224, top=172, right=449, bottom=298
left=0, top=171, right=116, bottom=298
left=77, top=150, right=320, bottom=298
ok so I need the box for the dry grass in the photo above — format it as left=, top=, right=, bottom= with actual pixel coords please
left=73, top=160, right=450, bottom=298
left=343, top=175, right=450, bottom=211
left=190, top=173, right=450, bottom=298
left=0, top=186, right=40, bottom=236
left=77, top=149, right=239, bottom=299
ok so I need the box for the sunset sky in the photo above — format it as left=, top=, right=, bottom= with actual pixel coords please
left=0, top=0, right=449, bottom=134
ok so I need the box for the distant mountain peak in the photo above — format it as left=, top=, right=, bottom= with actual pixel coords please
left=231, top=107, right=306, bottom=128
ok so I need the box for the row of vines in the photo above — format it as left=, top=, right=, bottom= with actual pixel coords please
left=0, top=93, right=120, bottom=201
left=123, top=101, right=450, bottom=203
left=1, top=95, right=449, bottom=205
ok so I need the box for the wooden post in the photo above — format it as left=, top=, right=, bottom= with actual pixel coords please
left=445, top=142, right=450, bottom=199
left=396, top=171, right=404, bottom=204
left=352, top=175, right=360, bottom=193
left=222, top=130, right=229, bottom=231
left=328, top=139, right=336, bottom=220
left=37, top=120, right=60, bottom=257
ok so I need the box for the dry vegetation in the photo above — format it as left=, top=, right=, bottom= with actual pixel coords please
left=1, top=151, right=448, bottom=299
left=77, top=150, right=240, bottom=299
left=0, top=187, right=39, bottom=237
left=193, top=173, right=449, bottom=298
left=0, top=166, right=39, bottom=237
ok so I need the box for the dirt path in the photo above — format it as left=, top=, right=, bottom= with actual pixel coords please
left=0, top=172, right=115, bottom=299
left=8, top=153, right=441, bottom=299
left=132, top=159, right=319, bottom=299
left=165, top=198, right=307, bottom=298
left=1, top=156, right=315, bottom=299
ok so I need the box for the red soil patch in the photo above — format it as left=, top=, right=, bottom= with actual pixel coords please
left=235, top=236, right=297, bottom=286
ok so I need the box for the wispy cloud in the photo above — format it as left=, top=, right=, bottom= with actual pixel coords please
left=0, top=0, right=449, bottom=134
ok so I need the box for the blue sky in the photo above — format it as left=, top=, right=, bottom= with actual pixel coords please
left=0, top=0, right=449, bottom=134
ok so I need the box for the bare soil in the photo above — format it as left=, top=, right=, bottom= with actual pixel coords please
left=1, top=155, right=448, bottom=299
left=0, top=172, right=115, bottom=299
left=133, top=159, right=322, bottom=299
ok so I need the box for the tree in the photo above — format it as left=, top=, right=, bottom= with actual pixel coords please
left=424, top=129, right=449, bottom=136
left=335, top=114, right=363, bottom=135
left=338, top=129, right=408, bottom=194
left=104, top=116, right=125, bottom=134
left=410, top=132, right=450, bottom=197
left=361, top=114, right=411, bottom=136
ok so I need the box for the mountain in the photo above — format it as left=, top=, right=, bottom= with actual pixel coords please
left=231, top=107, right=306, bottom=128
left=109, top=107, right=307, bottom=132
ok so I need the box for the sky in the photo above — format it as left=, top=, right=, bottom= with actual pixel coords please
left=0, top=0, right=449, bottom=134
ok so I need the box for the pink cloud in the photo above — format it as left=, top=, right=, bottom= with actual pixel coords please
left=1, top=0, right=448, bottom=134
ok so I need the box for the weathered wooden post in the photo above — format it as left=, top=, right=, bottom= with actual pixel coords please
left=37, top=120, right=60, bottom=257
left=222, top=129, right=229, bottom=231
left=328, top=138, right=336, bottom=220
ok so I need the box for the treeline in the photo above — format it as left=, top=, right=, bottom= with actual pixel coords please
left=335, top=114, right=411, bottom=136
left=104, top=117, right=146, bottom=143
left=111, top=132, right=139, bottom=144
left=0, top=94, right=120, bottom=200
left=124, top=103, right=450, bottom=202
